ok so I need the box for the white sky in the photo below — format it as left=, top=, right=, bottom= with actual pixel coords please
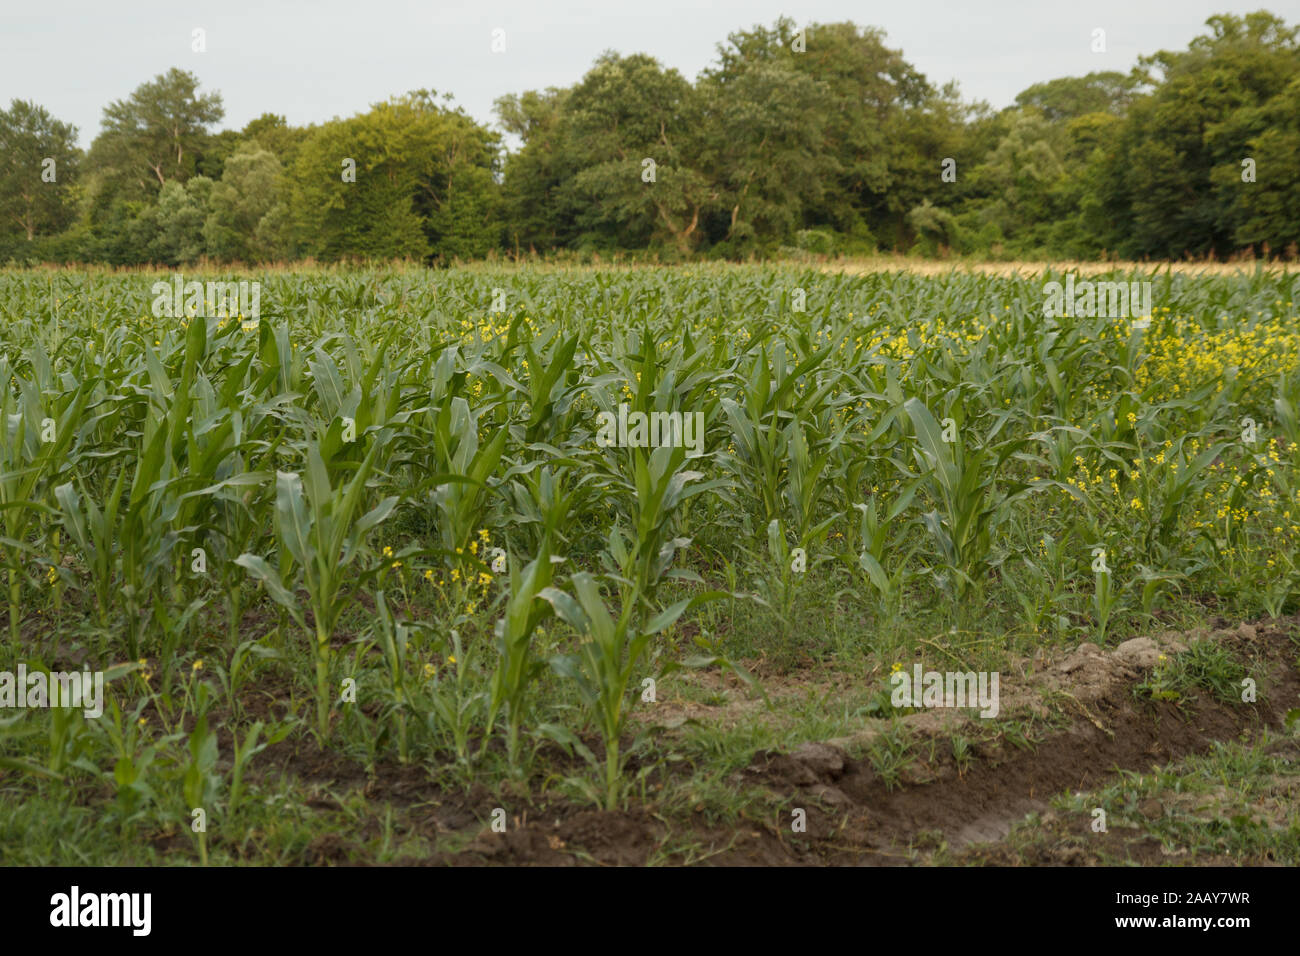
left=3, top=0, right=1297, bottom=149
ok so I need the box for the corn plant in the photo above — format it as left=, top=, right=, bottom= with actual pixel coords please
left=227, top=719, right=292, bottom=821
left=182, top=712, right=220, bottom=865
left=54, top=473, right=125, bottom=633
left=599, top=442, right=725, bottom=614
left=419, top=395, right=509, bottom=557
left=1093, top=561, right=1118, bottom=643
left=904, top=397, right=1031, bottom=600
left=236, top=439, right=398, bottom=739
left=486, top=538, right=557, bottom=771
left=719, top=336, right=842, bottom=529
left=850, top=497, right=917, bottom=620
left=0, top=357, right=88, bottom=640
left=101, top=697, right=175, bottom=828
left=427, top=628, right=483, bottom=768
left=372, top=589, right=413, bottom=762
left=541, top=572, right=720, bottom=810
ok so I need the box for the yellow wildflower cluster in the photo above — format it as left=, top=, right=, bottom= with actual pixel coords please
left=422, top=529, right=496, bottom=615
left=459, top=311, right=535, bottom=343
left=1066, top=455, right=1123, bottom=498
left=1134, top=314, right=1300, bottom=401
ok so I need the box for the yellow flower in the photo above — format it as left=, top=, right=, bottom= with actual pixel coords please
left=448, top=655, right=457, bottom=665
left=890, top=662, right=902, bottom=674
left=478, top=529, right=490, bottom=542
left=192, top=660, right=204, bottom=672
left=423, top=569, right=434, bottom=582
left=1130, top=498, right=1142, bottom=509
left=423, top=663, right=436, bottom=678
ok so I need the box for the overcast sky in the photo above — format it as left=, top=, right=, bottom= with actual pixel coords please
left=3, top=0, right=1296, bottom=149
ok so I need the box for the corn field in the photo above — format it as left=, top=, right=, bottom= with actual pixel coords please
left=2, top=264, right=1298, bottom=860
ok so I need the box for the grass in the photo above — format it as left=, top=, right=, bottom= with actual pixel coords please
left=972, top=735, right=1300, bottom=866
left=1135, top=641, right=1254, bottom=705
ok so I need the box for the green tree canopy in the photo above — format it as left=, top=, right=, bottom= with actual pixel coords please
left=87, top=68, right=224, bottom=202
left=0, top=100, right=81, bottom=242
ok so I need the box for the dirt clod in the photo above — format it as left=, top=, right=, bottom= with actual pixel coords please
left=1113, top=637, right=1161, bottom=667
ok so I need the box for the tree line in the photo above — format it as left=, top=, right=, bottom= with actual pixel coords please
left=2, top=11, right=1297, bottom=265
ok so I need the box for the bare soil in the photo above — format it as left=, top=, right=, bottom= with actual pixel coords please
left=222, top=616, right=1300, bottom=865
